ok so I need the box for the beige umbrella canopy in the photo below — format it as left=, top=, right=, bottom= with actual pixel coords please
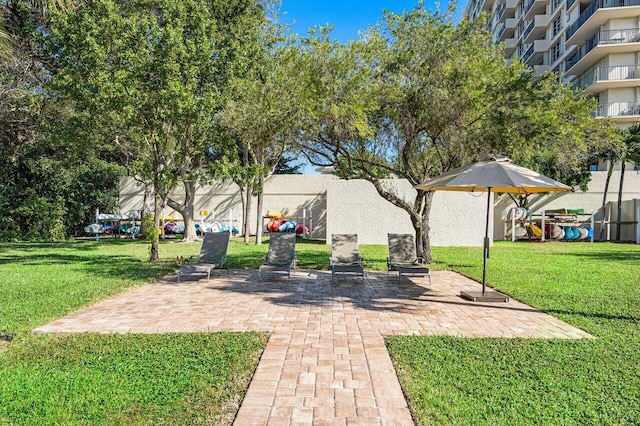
left=415, top=153, right=571, bottom=302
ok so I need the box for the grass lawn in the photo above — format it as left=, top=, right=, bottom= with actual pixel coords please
left=387, top=242, right=640, bottom=425
left=1, top=238, right=639, bottom=424
left=1, top=332, right=266, bottom=425
left=0, top=240, right=267, bottom=424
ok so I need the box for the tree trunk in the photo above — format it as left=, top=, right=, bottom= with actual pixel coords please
left=416, top=191, right=434, bottom=264
left=599, top=160, right=614, bottom=242
left=616, top=161, right=626, bottom=241
left=167, top=180, right=198, bottom=242
left=239, top=184, right=247, bottom=236
left=243, top=184, right=252, bottom=244
left=255, top=177, right=265, bottom=245
left=150, top=192, right=160, bottom=262
left=139, top=184, right=151, bottom=236
left=368, top=179, right=435, bottom=264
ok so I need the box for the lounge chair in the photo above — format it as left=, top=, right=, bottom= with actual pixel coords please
left=387, top=233, right=431, bottom=285
left=330, top=234, right=364, bottom=283
left=259, top=233, right=297, bottom=280
left=177, top=231, right=230, bottom=282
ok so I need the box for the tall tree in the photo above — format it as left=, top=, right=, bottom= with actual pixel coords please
left=0, top=0, right=73, bottom=58
left=47, top=0, right=266, bottom=258
left=0, top=0, right=123, bottom=241
left=299, top=5, right=618, bottom=262
left=222, top=17, right=303, bottom=244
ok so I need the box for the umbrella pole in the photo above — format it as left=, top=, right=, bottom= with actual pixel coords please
left=482, top=189, right=491, bottom=295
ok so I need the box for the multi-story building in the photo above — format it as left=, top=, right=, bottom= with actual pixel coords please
left=466, top=0, right=640, bottom=169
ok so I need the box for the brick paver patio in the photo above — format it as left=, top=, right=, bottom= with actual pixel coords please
left=35, top=270, right=591, bottom=425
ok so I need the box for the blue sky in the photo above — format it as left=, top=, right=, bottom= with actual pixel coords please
left=279, top=0, right=467, bottom=42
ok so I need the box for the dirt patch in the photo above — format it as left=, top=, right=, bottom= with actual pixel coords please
left=0, top=332, right=14, bottom=349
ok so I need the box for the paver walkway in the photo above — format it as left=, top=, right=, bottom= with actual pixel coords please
left=35, top=270, right=590, bottom=425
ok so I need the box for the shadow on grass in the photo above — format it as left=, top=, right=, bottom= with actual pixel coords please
left=0, top=240, right=137, bottom=254
left=545, top=308, right=639, bottom=323
left=0, top=251, right=178, bottom=282
left=560, top=251, right=640, bottom=263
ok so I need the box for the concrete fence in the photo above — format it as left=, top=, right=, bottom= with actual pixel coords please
left=120, top=170, right=640, bottom=246
left=120, top=175, right=489, bottom=246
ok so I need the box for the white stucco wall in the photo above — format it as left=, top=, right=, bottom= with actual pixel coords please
left=325, top=179, right=490, bottom=246
left=121, top=171, right=640, bottom=245
left=120, top=175, right=490, bottom=246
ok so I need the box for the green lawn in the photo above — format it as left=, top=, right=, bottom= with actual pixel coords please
left=0, top=239, right=267, bottom=424
left=1, top=238, right=639, bottom=424
left=1, top=332, right=266, bottom=425
left=387, top=242, right=640, bottom=425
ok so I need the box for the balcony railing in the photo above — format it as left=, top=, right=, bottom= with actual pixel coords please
left=497, top=23, right=507, bottom=40
left=567, top=0, right=577, bottom=9
left=497, top=2, right=507, bottom=20
left=596, top=101, right=640, bottom=117
left=566, top=0, right=640, bottom=40
left=523, top=20, right=535, bottom=39
left=523, top=0, right=534, bottom=15
left=573, top=64, right=640, bottom=90
left=522, top=44, right=535, bottom=61
left=566, top=27, right=640, bottom=69
left=599, top=27, right=640, bottom=44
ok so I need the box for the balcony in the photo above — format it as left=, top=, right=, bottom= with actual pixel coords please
left=522, top=39, right=551, bottom=64
left=523, top=0, right=548, bottom=20
left=524, top=13, right=553, bottom=43
left=499, top=19, right=517, bottom=41
left=565, top=27, right=640, bottom=73
left=522, top=44, right=535, bottom=61
left=523, top=20, right=535, bottom=40
left=506, top=0, right=519, bottom=10
left=596, top=101, right=640, bottom=120
left=495, top=23, right=507, bottom=42
left=499, top=0, right=519, bottom=22
left=534, top=39, right=552, bottom=51
left=505, top=37, right=519, bottom=55
left=572, top=64, right=640, bottom=92
left=497, top=2, right=507, bottom=21
left=566, top=0, right=640, bottom=44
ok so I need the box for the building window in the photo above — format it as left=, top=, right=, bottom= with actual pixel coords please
left=552, top=16, right=563, bottom=37
left=589, top=162, right=599, bottom=171
left=551, top=43, right=562, bottom=62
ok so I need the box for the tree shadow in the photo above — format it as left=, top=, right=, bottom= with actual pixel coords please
left=203, top=270, right=539, bottom=314
left=0, top=251, right=178, bottom=282
left=544, top=308, right=639, bottom=323
left=0, top=241, right=102, bottom=254
left=559, top=250, right=640, bottom=263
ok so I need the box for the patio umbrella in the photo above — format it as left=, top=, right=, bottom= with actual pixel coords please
left=415, top=153, right=571, bottom=302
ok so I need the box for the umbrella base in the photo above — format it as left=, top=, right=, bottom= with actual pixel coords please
left=460, top=290, right=509, bottom=302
